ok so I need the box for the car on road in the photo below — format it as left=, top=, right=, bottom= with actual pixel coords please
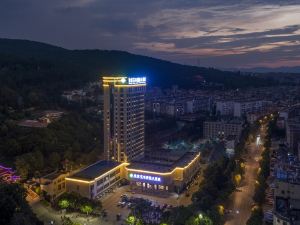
left=117, top=201, right=127, bottom=207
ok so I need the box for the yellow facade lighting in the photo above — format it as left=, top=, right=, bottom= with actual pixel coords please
left=66, top=162, right=129, bottom=184
left=65, top=178, right=91, bottom=184
left=102, top=76, right=126, bottom=80
left=66, top=154, right=200, bottom=184
left=126, top=153, right=200, bottom=176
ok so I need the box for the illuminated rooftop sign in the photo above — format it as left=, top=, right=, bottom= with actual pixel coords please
left=121, top=77, right=126, bottom=83
left=128, top=77, right=146, bottom=85
left=129, top=173, right=161, bottom=182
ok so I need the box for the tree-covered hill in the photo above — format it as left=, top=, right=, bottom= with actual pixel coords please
left=0, top=38, right=277, bottom=108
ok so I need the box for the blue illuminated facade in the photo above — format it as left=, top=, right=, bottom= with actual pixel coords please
left=128, top=77, right=146, bottom=85
left=129, top=173, right=161, bottom=182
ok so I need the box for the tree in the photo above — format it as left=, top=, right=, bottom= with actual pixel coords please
left=168, top=206, right=193, bottom=225
left=6, top=139, right=21, bottom=156
left=126, top=215, right=144, bottom=225
left=246, top=207, right=263, bottom=225
left=15, top=157, right=30, bottom=179
left=58, top=199, right=70, bottom=210
left=80, top=204, right=93, bottom=215
left=33, top=150, right=44, bottom=171
left=0, top=183, right=42, bottom=225
left=49, top=152, right=61, bottom=169
left=185, top=214, right=213, bottom=225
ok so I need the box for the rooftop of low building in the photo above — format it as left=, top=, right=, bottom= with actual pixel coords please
left=127, top=151, right=199, bottom=173
left=68, top=161, right=121, bottom=181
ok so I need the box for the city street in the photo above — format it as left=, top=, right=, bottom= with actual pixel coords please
left=225, top=126, right=265, bottom=225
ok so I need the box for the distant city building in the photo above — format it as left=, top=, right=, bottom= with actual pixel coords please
left=279, top=104, right=300, bottom=129
left=186, top=96, right=212, bottom=113
left=286, top=117, right=300, bottom=157
left=274, top=163, right=300, bottom=225
left=203, top=119, right=244, bottom=139
left=102, top=76, right=146, bottom=162
left=233, top=100, right=271, bottom=117
left=216, top=100, right=234, bottom=116
left=17, top=110, right=64, bottom=128
left=165, top=99, right=186, bottom=117
left=216, top=99, right=272, bottom=118
left=148, top=96, right=211, bottom=117
left=273, top=179, right=300, bottom=225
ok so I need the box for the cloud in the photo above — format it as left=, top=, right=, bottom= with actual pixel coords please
left=133, top=2, right=300, bottom=67
left=0, top=0, right=300, bottom=68
left=135, top=40, right=300, bottom=57
left=138, top=4, right=300, bottom=39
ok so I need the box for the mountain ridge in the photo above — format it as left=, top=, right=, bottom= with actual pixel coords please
left=0, top=38, right=279, bottom=108
left=223, top=66, right=300, bottom=74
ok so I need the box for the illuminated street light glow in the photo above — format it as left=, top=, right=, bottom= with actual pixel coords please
left=256, top=135, right=261, bottom=146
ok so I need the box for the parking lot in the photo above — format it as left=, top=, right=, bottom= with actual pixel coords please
left=100, top=168, right=204, bottom=224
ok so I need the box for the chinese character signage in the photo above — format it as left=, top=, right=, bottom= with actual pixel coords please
left=129, top=173, right=161, bottom=182
left=128, top=77, right=146, bottom=85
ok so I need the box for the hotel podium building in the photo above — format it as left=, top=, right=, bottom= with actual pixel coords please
left=103, top=76, right=146, bottom=162
left=65, top=151, right=200, bottom=199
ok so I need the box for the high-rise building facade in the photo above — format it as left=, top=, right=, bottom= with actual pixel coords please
left=103, top=76, right=146, bottom=162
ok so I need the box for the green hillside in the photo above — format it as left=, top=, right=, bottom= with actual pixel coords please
left=0, top=38, right=276, bottom=108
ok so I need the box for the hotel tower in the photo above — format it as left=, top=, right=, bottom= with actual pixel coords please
left=102, top=76, right=146, bottom=162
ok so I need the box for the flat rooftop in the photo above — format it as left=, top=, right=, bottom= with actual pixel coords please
left=127, top=151, right=199, bottom=173
left=69, top=161, right=121, bottom=181
left=42, top=171, right=67, bottom=180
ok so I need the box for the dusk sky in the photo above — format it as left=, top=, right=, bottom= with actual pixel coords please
left=1, top=0, right=300, bottom=68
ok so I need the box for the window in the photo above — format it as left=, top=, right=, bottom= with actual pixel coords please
left=158, top=185, right=164, bottom=190
left=97, top=180, right=102, bottom=186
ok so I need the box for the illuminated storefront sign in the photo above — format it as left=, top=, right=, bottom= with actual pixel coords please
left=129, top=173, right=161, bottom=182
left=128, top=77, right=146, bottom=85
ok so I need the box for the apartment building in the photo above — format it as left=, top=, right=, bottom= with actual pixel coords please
left=203, top=119, right=244, bottom=139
